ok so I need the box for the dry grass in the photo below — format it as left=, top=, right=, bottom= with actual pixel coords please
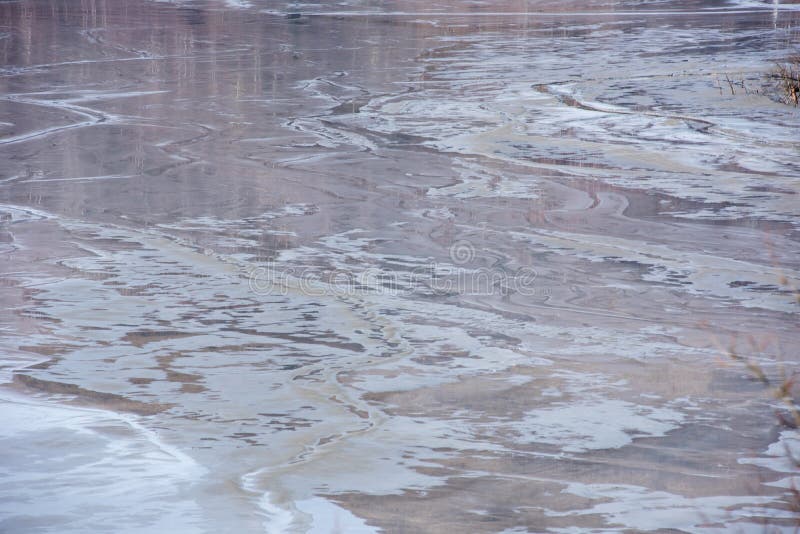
left=770, top=55, right=800, bottom=106
left=722, top=277, right=800, bottom=525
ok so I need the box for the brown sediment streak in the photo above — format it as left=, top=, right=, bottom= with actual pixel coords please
left=121, top=329, right=200, bottom=347
left=12, top=373, right=172, bottom=415
left=222, top=327, right=366, bottom=352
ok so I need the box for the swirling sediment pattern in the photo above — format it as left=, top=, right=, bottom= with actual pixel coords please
left=1, top=0, right=799, bottom=532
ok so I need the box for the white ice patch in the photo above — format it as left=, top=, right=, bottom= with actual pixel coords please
left=157, top=203, right=317, bottom=236
left=507, top=225, right=800, bottom=313
left=549, top=482, right=779, bottom=531
left=295, top=497, right=378, bottom=533
left=740, top=429, right=800, bottom=490
left=0, top=392, right=206, bottom=534
left=500, top=398, right=684, bottom=453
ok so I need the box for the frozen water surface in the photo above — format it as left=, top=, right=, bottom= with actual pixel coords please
left=1, top=0, right=799, bottom=531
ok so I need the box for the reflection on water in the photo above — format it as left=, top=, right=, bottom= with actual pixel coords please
left=1, top=0, right=799, bottom=531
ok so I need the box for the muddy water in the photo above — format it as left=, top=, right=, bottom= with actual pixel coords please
left=1, top=0, right=799, bottom=532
